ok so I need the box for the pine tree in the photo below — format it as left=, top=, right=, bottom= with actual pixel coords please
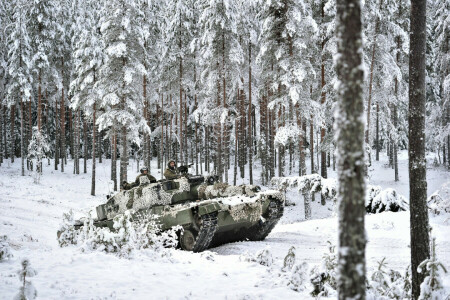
left=96, top=0, right=148, bottom=185
left=409, top=0, right=430, bottom=297
left=6, top=0, right=33, bottom=176
left=335, top=0, right=366, bottom=298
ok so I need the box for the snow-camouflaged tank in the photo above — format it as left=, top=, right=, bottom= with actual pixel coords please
left=76, top=174, right=284, bottom=252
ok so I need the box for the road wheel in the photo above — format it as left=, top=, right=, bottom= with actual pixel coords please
left=180, top=229, right=197, bottom=251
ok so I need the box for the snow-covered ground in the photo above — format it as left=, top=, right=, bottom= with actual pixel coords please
left=0, top=151, right=449, bottom=299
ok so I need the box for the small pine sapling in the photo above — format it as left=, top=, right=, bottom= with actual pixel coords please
left=283, top=246, right=296, bottom=271
left=0, top=235, right=13, bottom=261
left=310, top=241, right=337, bottom=296
left=14, top=259, right=37, bottom=300
left=367, top=258, right=412, bottom=299
left=418, top=238, right=448, bottom=300
left=289, top=262, right=309, bottom=292
left=57, top=210, right=79, bottom=247
left=254, top=248, right=273, bottom=267
left=27, top=126, right=50, bottom=183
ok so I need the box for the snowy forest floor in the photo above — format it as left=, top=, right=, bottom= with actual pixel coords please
left=0, top=150, right=449, bottom=299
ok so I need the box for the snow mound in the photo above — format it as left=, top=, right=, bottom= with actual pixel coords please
left=428, top=181, right=450, bottom=215
left=366, top=188, right=409, bottom=214
left=272, top=175, right=408, bottom=214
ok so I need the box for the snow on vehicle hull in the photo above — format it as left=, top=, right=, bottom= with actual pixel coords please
left=75, top=175, right=285, bottom=252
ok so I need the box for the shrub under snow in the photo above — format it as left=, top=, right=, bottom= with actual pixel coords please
left=57, top=210, right=180, bottom=258
left=0, top=235, right=13, bottom=261
left=365, top=188, right=408, bottom=214
left=367, top=257, right=411, bottom=299
left=427, top=181, right=450, bottom=215
left=271, top=175, right=408, bottom=214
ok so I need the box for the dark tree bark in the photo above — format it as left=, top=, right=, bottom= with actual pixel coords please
left=61, top=89, right=65, bottom=172
left=20, top=101, right=24, bottom=176
left=91, top=104, right=96, bottom=196
left=83, top=118, right=87, bottom=174
left=0, top=104, right=3, bottom=165
left=320, top=0, right=327, bottom=180
left=376, top=102, right=380, bottom=161
left=409, top=0, right=430, bottom=297
left=248, top=43, right=253, bottom=184
left=54, top=98, right=59, bottom=170
left=112, top=130, right=117, bottom=191
left=335, top=0, right=366, bottom=298
left=10, top=105, right=15, bottom=163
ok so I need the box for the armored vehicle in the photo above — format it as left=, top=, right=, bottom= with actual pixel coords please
left=74, top=173, right=284, bottom=252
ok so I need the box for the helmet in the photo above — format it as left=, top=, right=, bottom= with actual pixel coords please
left=140, top=167, right=149, bottom=174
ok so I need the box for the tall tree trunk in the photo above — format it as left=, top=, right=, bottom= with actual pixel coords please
left=54, top=99, right=59, bottom=170
left=160, top=94, right=164, bottom=179
left=20, top=101, right=24, bottom=176
left=38, top=71, right=42, bottom=132
left=248, top=43, right=253, bottom=184
left=234, top=119, right=238, bottom=185
left=74, top=111, right=79, bottom=174
left=26, top=100, right=30, bottom=170
left=91, top=104, right=96, bottom=196
left=112, top=130, right=117, bottom=191
left=375, top=102, right=380, bottom=161
left=409, top=0, right=430, bottom=297
left=120, top=125, right=127, bottom=185
left=223, top=33, right=229, bottom=183
left=83, top=118, right=87, bottom=174
left=70, top=110, right=74, bottom=159
left=310, top=118, right=314, bottom=173
left=335, top=0, right=366, bottom=297
left=3, top=105, right=8, bottom=160
left=61, top=88, right=65, bottom=172
left=365, top=0, right=383, bottom=146
left=0, top=103, right=3, bottom=165
left=10, top=105, right=15, bottom=163
left=320, top=0, right=327, bottom=180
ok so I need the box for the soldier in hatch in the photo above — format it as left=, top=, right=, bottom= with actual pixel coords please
left=122, top=167, right=156, bottom=190
left=164, top=160, right=180, bottom=179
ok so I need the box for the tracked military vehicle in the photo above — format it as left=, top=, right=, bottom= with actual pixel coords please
left=73, top=172, right=284, bottom=252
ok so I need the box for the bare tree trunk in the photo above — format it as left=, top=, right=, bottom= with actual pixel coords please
left=83, top=118, right=87, bottom=174
left=10, top=105, right=15, bottom=163
left=248, top=43, right=253, bottom=184
left=409, top=0, right=430, bottom=297
left=365, top=0, right=383, bottom=146
left=310, top=117, right=314, bottom=173
left=38, top=71, right=41, bottom=132
left=74, top=111, right=79, bottom=174
left=0, top=103, right=3, bottom=165
left=223, top=33, right=229, bottom=183
left=376, top=102, right=380, bottom=161
left=91, top=104, right=96, bottom=196
left=61, top=88, right=65, bottom=172
left=20, top=101, right=24, bottom=176
left=320, top=0, right=327, bottom=180
left=335, top=0, right=366, bottom=297
left=234, top=119, right=238, bottom=185
left=3, top=105, right=8, bottom=160
left=69, top=110, right=73, bottom=159
left=160, top=94, right=164, bottom=179
left=54, top=99, right=59, bottom=170
left=112, top=130, right=117, bottom=191
left=120, top=125, right=127, bottom=184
